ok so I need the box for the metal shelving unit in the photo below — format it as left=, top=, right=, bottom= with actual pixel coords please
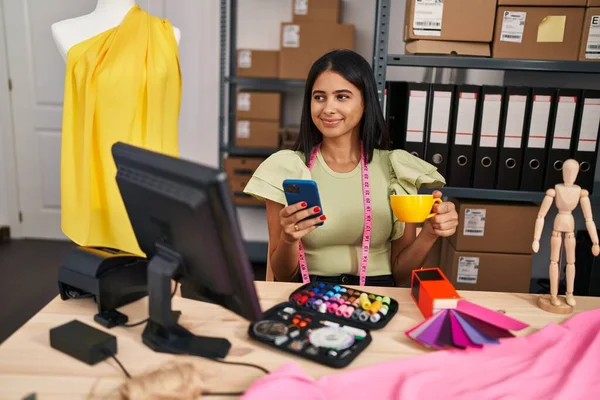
left=219, top=0, right=600, bottom=261
left=374, top=0, right=599, bottom=204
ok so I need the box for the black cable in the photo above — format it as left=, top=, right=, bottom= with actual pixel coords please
left=101, top=348, right=132, bottom=379
left=121, top=283, right=179, bottom=328
left=210, top=357, right=270, bottom=375
left=108, top=353, right=132, bottom=379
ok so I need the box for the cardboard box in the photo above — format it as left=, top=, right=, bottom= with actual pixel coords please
left=279, top=22, right=355, bottom=80
left=404, top=0, right=497, bottom=42
left=292, top=0, right=340, bottom=23
left=492, top=6, right=585, bottom=60
left=236, top=50, right=279, bottom=78
left=589, top=0, right=600, bottom=6
left=440, top=239, right=533, bottom=293
left=279, top=126, right=300, bottom=150
left=449, top=198, right=538, bottom=254
left=579, top=8, right=600, bottom=61
left=228, top=175, right=262, bottom=206
left=499, top=0, right=586, bottom=5
left=235, top=120, right=280, bottom=149
left=236, top=92, right=281, bottom=121
left=223, top=156, right=265, bottom=178
left=405, top=40, right=491, bottom=56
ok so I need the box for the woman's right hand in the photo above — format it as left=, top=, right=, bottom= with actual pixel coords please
left=279, top=202, right=326, bottom=244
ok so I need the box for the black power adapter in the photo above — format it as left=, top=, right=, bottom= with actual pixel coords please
left=50, top=319, right=117, bottom=365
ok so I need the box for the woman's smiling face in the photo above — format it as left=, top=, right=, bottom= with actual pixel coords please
left=310, top=70, right=364, bottom=140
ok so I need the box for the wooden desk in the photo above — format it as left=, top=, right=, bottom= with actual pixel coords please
left=1, top=281, right=599, bottom=400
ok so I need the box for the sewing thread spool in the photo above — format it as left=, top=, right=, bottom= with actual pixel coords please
left=368, top=300, right=382, bottom=315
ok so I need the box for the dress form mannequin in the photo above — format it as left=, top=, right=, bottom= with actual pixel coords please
left=51, top=0, right=181, bottom=61
left=532, top=159, right=600, bottom=314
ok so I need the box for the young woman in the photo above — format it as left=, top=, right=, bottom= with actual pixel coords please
left=243, top=49, right=459, bottom=287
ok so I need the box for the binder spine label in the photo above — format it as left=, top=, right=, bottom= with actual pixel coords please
left=455, top=92, right=477, bottom=146
left=480, top=94, right=501, bottom=148
left=463, top=208, right=486, bottom=237
left=552, top=96, right=577, bottom=150
left=406, top=90, right=427, bottom=143
left=430, top=91, right=451, bottom=144
left=413, top=0, right=443, bottom=37
left=585, top=15, right=600, bottom=59
left=528, top=95, right=551, bottom=149
left=457, top=256, right=479, bottom=284
left=578, top=98, right=600, bottom=152
left=500, top=11, right=526, bottom=43
left=504, top=95, right=527, bottom=148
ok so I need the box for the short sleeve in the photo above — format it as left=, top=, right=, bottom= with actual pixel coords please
left=387, top=150, right=446, bottom=241
left=388, top=150, right=446, bottom=196
left=243, top=150, right=311, bottom=205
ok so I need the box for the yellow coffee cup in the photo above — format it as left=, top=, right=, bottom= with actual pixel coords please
left=390, top=194, right=442, bottom=223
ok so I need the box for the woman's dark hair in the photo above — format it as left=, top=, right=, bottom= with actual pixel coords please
left=293, top=49, right=391, bottom=164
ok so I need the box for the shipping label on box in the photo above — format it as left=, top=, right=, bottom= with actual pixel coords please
left=236, top=121, right=250, bottom=139
left=500, top=11, right=527, bottom=43
left=413, top=0, right=444, bottom=37
left=294, top=0, right=308, bottom=15
left=238, top=50, right=252, bottom=68
left=457, top=256, right=480, bottom=284
left=237, top=93, right=251, bottom=112
left=463, top=208, right=486, bottom=237
left=283, top=25, right=301, bottom=48
left=585, top=14, right=600, bottom=59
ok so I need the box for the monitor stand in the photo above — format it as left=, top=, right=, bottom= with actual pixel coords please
left=141, top=243, right=232, bottom=359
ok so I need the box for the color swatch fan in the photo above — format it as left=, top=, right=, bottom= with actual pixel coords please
left=407, top=268, right=529, bottom=349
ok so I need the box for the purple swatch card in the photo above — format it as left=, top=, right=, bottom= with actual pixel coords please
left=453, top=311, right=499, bottom=346
left=449, top=311, right=481, bottom=349
left=415, top=309, right=448, bottom=349
left=434, top=311, right=454, bottom=348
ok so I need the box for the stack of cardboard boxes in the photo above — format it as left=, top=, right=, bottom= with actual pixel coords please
left=236, top=0, right=355, bottom=80
left=438, top=198, right=539, bottom=293
left=404, top=0, right=600, bottom=61
left=403, top=0, right=498, bottom=57
left=235, top=91, right=282, bottom=149
left=230, top=0, right=356, bottom=165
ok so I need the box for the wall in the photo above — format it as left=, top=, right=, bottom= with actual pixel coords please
left=0, top=1, right=17, bottom=231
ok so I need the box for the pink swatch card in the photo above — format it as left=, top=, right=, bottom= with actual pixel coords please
left=456, top=300, right=529, bottom=331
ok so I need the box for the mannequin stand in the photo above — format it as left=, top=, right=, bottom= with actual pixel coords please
left=537, top=296, right=573, bottom=315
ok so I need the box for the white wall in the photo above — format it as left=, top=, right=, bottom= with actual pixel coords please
left=0, top=1, right=17, bottom=230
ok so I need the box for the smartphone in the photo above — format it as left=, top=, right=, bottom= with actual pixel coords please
left=283, top=179, right=324, bottom=226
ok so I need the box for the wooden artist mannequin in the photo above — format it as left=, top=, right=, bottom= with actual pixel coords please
left=51, top=0, right=181, bottom=61
left=532, top=159, right=600, bottom=314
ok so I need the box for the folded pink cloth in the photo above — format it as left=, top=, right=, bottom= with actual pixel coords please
left=243, top=308, right=600, bottom=400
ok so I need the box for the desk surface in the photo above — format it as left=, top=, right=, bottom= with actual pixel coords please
left=1, top=281, right=599, bottom=400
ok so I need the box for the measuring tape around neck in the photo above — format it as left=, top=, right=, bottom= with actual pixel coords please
left=297, top=142, right=372, bottom=286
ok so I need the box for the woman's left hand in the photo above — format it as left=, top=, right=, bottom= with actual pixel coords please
left=422, top=190, right=459, bottom=238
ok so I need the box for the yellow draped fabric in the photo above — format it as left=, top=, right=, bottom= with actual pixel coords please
left=60, top=5, right=181, bottom=257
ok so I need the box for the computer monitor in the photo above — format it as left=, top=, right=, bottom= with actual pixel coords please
left=111, top=141, right=263, bottom=360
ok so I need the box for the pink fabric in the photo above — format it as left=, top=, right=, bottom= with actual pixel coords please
left=242, top=308, right=600, bottom=400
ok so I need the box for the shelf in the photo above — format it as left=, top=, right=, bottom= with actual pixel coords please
left=221, top=146, right=276, bottom=157
left=387, top=55, right=600, bottom=74
left=419, top=187, right=600, bottom=206
left=226, top=76, right=306, bottom=90
left=419, top=187, right=547, bottom=203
